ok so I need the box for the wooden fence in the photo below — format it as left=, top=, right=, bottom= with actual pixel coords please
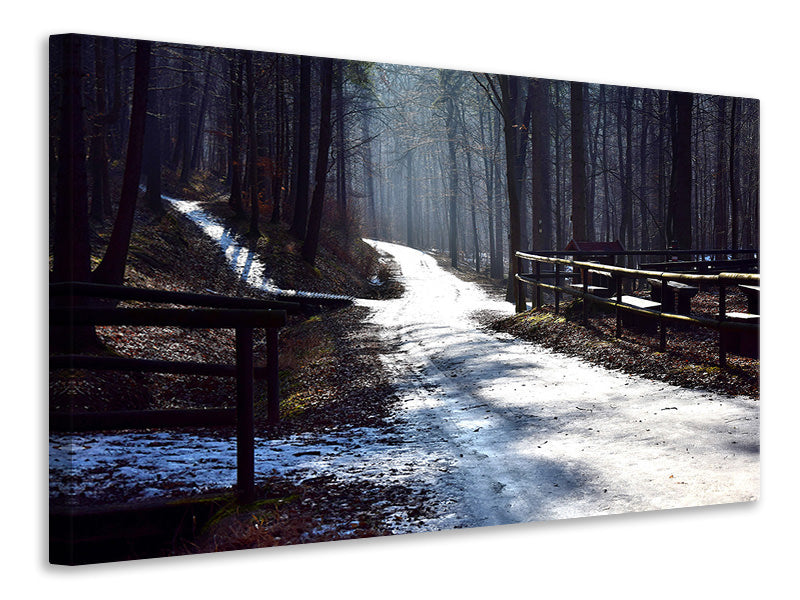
left=50, top=282, right=300, bottom=502
left=514, top=252, right=760, bottom=368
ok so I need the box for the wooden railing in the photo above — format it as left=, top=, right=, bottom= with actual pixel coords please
left=514, top=252, right=760, bottom=368
left=50, top=282, right=300, bottom=502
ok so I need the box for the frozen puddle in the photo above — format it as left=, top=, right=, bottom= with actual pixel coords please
left=49, top=426, right=459, bottom=534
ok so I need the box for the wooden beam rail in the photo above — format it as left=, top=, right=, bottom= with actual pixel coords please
left=516, top=251, right=760, bottom=285
left=49, top=290, right=289, bottom=504
left=50, top=281, right=305, bottom=313
left=50, top=306, right=287, bottom=328
left=518, top=248, right=758, bottom=258
left=515, top=251, right=760, bottom=367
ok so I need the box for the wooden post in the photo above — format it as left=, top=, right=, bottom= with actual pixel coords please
left=535, top=260, right=542, bottom=310
left=719, top=284, right=727, bottom=368
left=266, top=327, right=280, bottom=425
left=615, top=274, right=622, bottom=337
left=659, top=275, right=667, bottom=352
left=235, top=327, right=255, bottom=503
left=554, top=263, right=561, bottom=315
left=515, top=254, right=526, bottom=313
left=582, top=273, right=588, bottom=324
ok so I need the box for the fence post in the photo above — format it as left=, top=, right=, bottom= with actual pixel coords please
left=235, top=327, right=255, bottom=503
left=515, top=254, right=526, bottom=313
left=535, top=261, right=542, bottom=310
left=659, top=275, right=667, bottom=352
left=719, top=283, right=727, bottom=368
left=554, top=263, right=561, bottom=315
left=615, top=274, right=622, bottom=337
left=266, top=327, right=280, bottom=425
left=582, top=273, right=588, bottom=324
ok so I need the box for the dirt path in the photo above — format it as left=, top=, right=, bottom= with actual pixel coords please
left=49, top=233, right=759, bottom=535
left=359, top=240, right=759, bottom=527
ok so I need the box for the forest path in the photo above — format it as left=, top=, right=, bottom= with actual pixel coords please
left=358, top=240, right=759, bottom=527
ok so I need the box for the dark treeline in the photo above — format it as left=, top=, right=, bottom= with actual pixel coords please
left=371, top=65, right=759, bottom=289
left=50, top=34, right=381, bottom=300
left=49, top=34, right=759, bottom=310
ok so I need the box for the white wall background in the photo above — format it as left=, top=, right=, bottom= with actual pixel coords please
left=7, top=1, right=797, bottom=597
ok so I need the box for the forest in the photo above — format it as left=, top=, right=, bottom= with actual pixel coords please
left=48, top=33, right=761, bottom=564
left=49, top=34, right=759, bottom=303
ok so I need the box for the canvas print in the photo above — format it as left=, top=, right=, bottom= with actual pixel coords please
left=49, top=33, right=759, bottom=565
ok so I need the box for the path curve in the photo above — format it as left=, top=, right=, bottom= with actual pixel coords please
left=360, top=240, right=759, bottom=528
left=49, top=233, right=759, bottom=535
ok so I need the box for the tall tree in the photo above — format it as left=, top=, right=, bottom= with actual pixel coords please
left=290, top=55, right=312, bottom=239
left=189, top=53, right=213, bottom=174
left=713, top=96, right=728, bottom=249
left=667, top=91, right=693, bottom=249
left=496, top=74, right=525, bottom=307
left=51, top=35, right=97, bottom=352
left=89, top=37, right=109, bottom=221
left=270, top=54, right=285, bottom=224
left=335, top=63, right=348, bottom=223
left=619, top=87, right=634, bottom=252
left=530, top=78, right=550, bottom=250
left=245, top=51, right=260, bottom=239
left=570, top=81, right=588, bottom=241
left=92, top=39, right=152, bottom=285
left=302, top=58, right=334, bottom=264
left=144, top=100, right=163, bottom=215
left=439, top=70, right=461, bottom=267
left=729, top=97, right=739, bottom=249
left=52, top=34, right=91, bottom=287
left=228, top=51, right=244, bottom=214
left=405, top=150, right=415, bottom=247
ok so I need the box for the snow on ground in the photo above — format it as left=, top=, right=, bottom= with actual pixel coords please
left=49, top=205, right=759, bottom=535
left=358, top=240, right=759, bottom=527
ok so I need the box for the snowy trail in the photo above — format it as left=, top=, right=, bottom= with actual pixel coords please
left=357, top=240, right=759, bottom=526
left=49, top=211, right=758, bottom=532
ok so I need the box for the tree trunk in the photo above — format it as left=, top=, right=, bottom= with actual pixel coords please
left=620, top=87, right=634, bottom=252
left=570, top=81, right=587, bottom=241
left=302, top=58, right=334, bottom=265
left=89, top=37, right=109, bottom=222
left=406, top=151, right=414, bottom=247
left=729, top=97, right=739, bottom=249
left=175, top=55, right=193, bottom=182
left=361, top=108, right=376, bottom=236
left=144, top=108, right=162, bottom=215
left=291, top=56, right=311, bottom=239
left=92, top=40, right=152, bottom=285
left=189, top=53, right=213, bottom=173
left=269, top=55, right=284, bottom=224
left=667, top=91, right=693, bottom=249
left=246, top=52, right=260, bottom=239
left=335, top=63, right=347, bottom=224
left=638, top=89, right=651, bottom=250
left=442, top=78, right=459, bottom=267
left=498, top=75, right=524, bottom=307
left=52, top=34, right=98, bottom=351
left=229, top=52, right=244, bottom=215
left=53, top=33, right=91, bottom=285
left=530, top=78, right=549, bottom=250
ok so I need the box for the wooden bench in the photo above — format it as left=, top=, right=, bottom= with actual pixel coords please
left=721, top=312, right=759, bottom=358
left=738, top=284, right=760, bottom=314
left=647, top=278, right=699, bottom=315
left=619, top=295, right=661, bottom=332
